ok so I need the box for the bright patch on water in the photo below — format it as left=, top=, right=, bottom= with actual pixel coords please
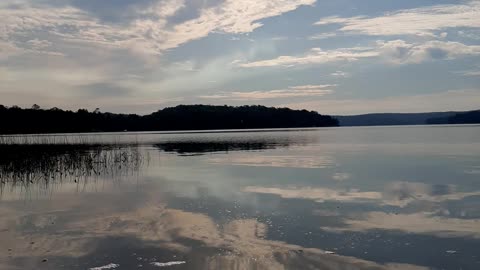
left=151, top=261, right=187, bottom=267
left=89, top=263, right=120, bottom=270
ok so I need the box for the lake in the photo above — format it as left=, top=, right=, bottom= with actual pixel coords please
left=1, top=125, right=479, bottom=270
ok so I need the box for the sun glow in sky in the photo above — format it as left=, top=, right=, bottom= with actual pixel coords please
left=1, top=0, right=480, bottom=115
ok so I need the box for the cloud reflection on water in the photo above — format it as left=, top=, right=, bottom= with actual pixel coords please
left=321, top=211, right=480, bottom=239
left=0, top=180, right=435, bottom=270
left=244, top=182, right=480, bottom=239
left=1, top=127, right=480, bottom=269
left=245, top=181, right=480, bottom=208
left=209, top=155, right=335, bottom=169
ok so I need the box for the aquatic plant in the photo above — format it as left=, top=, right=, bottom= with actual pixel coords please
left=0, top=136, right=148, bottom=198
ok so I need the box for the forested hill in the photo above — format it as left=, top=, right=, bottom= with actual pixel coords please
left=335, top=111, right=479, bottom=126
left=427, top=110, right=480, bottom=124
left=0, top=104, right=338, bottom=134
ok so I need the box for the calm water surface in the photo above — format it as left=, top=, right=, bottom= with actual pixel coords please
left=1, top=125, right=479, bottom=270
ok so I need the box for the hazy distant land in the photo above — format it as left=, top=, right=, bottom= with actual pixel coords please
left=335, top=110, right=480, bottom=126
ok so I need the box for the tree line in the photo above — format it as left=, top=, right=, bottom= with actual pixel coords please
left=426, top=110, right=480, bottom=125
left=0, top=104, right=339, bottom=134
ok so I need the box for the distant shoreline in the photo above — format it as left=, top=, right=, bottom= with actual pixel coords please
left=335, top=110, right=480, bottom=126
left=1, top=104, right=478, bottom=135
left=1, top=124, right=479, bottom=138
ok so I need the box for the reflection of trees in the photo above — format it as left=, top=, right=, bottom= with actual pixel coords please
left=0, top=144, right=147, bottom=196
left=154, top=141, right=290, bottom=155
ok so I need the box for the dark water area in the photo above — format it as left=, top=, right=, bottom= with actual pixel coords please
left=1, top=125, right=480, bottom=270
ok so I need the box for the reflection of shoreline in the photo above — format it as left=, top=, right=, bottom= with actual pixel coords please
left=153, top=130, right=320, bottom=155
left=155, top=141, right=288, bottom=155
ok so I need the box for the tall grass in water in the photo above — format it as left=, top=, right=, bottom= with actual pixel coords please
left=0, top=134, right=137, bottom=145
left=0, top=135, right=147, bottom=198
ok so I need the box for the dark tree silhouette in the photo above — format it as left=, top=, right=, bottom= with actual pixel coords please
left=446, top=110, right=480, bottom=124
left=0, top=104, right=338, bottom=134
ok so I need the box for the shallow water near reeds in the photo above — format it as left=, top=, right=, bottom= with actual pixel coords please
left=1, top=125, right=480, bottom=270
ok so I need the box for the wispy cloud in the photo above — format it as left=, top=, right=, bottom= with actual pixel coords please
left=239, top=39, right=480, bottom=68
left=0, top=0, right=314, bottom=57
left=330, top=71, right=349, bottom=77
left=199, top=84, right=335, bottom=100
left=455, top=68, right=480, bottom=76
left=308, top=32, right=337, bottom=40
left=271, top=36, right=289, bottom=41
left=378, top=40, right=480, bottom=64
left=238, top=47, right=378, bottom=68
left=457, top=30, right=480, bottom=40
left=314, top=1, right=480, bottom=37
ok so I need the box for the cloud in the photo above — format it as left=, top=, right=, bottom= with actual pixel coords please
left=378, top=40, right=480, bottom=64
left=314, top=1, right=480, bottom=37
left=330, top=71, right=349, bottom=77
left=456, top=68, right=480, bottom=76
left=239, top=39, right=480, bottom=68
left=0, top=0, right=319, bottom=111
left=0, top=40, right=21, bottom=60
left=152, top=0, right=315, bottom=54
left=271, top=36, right=288, bottom=41
left=26, top=39, right=52, bottom=50
left=171, top=0, right=315, bottom=34
left=199, top=84, right=335, bottom=100
left=0, top=0, right=314, bottom=57
left=308, top=32, right=337, bottom=40
left=457, top=29, right=480, bottom=40
left=238, top=47, right=378, bottom=68
left=0, top=66, right=111, bottom=86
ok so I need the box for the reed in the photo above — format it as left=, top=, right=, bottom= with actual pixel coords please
left=0, top=136, right=148, bottom=197
left=0, top=134, right=136, bottom=146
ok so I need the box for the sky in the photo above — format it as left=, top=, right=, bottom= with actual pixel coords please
left=1, top=0, right=480, bottom=115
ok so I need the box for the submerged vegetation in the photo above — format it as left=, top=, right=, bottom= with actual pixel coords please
left=0, top=137, right=148, bottom=197
left=0, top=104, right=339, bottom=134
